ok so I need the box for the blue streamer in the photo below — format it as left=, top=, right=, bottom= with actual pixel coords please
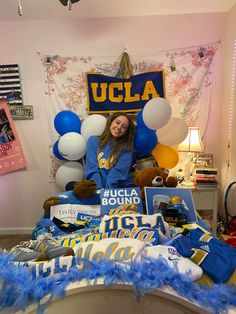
left=0, top=253, right=236, bottom=314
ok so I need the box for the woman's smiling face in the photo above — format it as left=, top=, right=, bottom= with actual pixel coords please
left=110, top=115, right=129, bottom=138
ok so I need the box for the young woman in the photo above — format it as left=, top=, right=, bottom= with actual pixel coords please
left=84, top=112, right=135, bottom=189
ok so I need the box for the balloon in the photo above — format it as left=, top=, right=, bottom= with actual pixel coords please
left=157, top=118, right=188, bottom=146
left=58, top=132, right=86, bottom=161
left=134, top=127, right=158, bottom=154
left=55, top=161, right=84, bottom=190
left=152, top=143, right=179, bottom=169
left=81, top=114, right=107, bottom=141
left=54, top=110, right=81, bottom=136
left=53, top=140, right=66, bottom=160
left=136, top=110, right=146, bottom=128
left=142, top=97, right=172, bottom=130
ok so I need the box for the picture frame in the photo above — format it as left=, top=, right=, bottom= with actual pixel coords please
left=144, top=187, right=198, bottom=224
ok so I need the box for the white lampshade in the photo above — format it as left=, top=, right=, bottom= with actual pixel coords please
left=178, top=127, right=204, bottom=153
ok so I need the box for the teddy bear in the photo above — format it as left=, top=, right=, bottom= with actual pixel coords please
left=43, top=180, right=97, bottom=217
left=133, top=166, right=178, bottom=197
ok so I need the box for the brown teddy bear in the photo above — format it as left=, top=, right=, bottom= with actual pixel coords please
left=133, top=167, right=178, bottom=197
left=43, top=180, right=97, bottom=217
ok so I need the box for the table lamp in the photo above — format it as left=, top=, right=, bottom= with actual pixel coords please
left=178, top=127, right=204, bottom=187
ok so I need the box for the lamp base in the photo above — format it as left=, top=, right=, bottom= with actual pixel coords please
left=181, top=180, right=194, bottom=187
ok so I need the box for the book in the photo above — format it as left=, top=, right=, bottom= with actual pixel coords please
left=195, top=168, right=218, bottom=175
left=195, top=179, right=218, bottom=184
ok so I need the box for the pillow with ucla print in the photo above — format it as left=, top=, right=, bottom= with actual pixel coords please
left=74, top=238, right=146, bottom=263
left=58, top=226, right=168, bottom=247
left=99, top=213, right=168, bottom=235
left=107, top=209, right=139, bottom=216
left=104, top=227, right=164, bottom=245
left=107, top=204, right=138, bottom=216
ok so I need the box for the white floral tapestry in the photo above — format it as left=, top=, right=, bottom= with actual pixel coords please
left=39, top=41, right=220, bottom=180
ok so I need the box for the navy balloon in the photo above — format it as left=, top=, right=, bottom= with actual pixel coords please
left=53, top=140, right=66, bottom=160
left=134, top=127, right=158, bottom=154
left=54, top=110, right=81, bottom=135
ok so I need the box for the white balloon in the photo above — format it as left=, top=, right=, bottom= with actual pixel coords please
left=81, top=114, right=107, bottom=141
left=58, top=132, right=86, bottom=160
left=157, top=117, right=189, bottom=146
left=55, top=161, right=84, bottom=190
left=143, top=97, right=172, bottom=130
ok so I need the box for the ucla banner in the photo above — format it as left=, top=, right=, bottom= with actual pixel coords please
left=86, top=70, right=165, bottom=113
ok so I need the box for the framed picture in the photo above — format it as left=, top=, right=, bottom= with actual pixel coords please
left=0, top=100, right=26, bottom=174
left=144, top=187, right=198, bottom=225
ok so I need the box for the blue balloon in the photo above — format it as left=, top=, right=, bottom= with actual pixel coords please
left=136, top=110, right=155, bottom=132
left=136, top=110, right=147, bottom=128
left=54, top=110, right=81, bottom=135
left=53, top=140, right=66, bottom=160
left=134, top=127, right=158, bottom=154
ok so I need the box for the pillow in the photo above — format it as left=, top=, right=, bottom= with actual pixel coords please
left=99, top=213, right=168, bottom=235
left=74, top=238, right=146, bottom=263
left=145, top=245, right=203, bottom=281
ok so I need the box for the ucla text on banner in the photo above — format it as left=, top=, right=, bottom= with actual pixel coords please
left=100, top=187, right=143, bottom=215
left=86, top=70, right=165, bottom=113
left=0, top=100, right=26, bottom=175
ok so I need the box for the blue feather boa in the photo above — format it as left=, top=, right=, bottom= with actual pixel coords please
left=0, top=253, right=236, bottom=314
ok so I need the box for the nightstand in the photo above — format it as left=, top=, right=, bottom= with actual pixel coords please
left=191, top=187, right=218, bottom=234
left=178, top=185, right=218, bottom=234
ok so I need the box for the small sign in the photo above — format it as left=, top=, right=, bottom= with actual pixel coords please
left=50, top=204, right=101, bottom=223
left=9, top=105, right=34, bottom=120
left=100, top=187, right=143, bottom=215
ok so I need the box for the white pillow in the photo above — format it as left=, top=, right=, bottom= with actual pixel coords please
left=74, top=238, right=146, bottom=263
left=145, top=245, right=203, bottom=281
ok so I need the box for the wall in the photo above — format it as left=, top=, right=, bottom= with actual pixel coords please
left=220, top=4, right=236, bottom=217
left=0, top=12, right=225, bottom=232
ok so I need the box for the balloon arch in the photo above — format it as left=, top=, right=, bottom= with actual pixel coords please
left=52, top=98, right=188, bottom=190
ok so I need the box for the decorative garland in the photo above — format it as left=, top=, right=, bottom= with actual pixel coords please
left=0, top=253, right=236, bottom=314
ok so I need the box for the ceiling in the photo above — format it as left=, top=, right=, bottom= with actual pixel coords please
left=0, top=0, right=236, bottom=21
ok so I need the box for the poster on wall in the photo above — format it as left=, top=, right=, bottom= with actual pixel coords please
left=0, top=100, right=26, bottom=175
left=0, top=64, right=24, bottom=105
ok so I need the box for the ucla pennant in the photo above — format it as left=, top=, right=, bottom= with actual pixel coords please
left=86, top=70, right=165, bottom=113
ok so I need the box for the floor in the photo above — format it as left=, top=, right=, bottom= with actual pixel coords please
left=0, top=234, right=31, bottom=250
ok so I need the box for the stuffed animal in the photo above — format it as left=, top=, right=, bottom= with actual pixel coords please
left=43, top=180, right=97, bottom=217
left=133, top=167, right=178, bottom=197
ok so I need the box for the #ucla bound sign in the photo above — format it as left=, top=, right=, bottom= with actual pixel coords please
left=86, top=70, right=165, bottom=113
left=100, top=187, right=143, bottom=215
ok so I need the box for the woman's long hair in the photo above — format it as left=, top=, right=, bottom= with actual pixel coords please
left=99, top=112, right=135, bottom=166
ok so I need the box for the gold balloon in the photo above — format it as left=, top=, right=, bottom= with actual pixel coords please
left=152, top=143, right=179, bottom=169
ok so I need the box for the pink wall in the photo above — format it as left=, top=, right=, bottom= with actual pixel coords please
left=0, top=12, right=227, bottom=231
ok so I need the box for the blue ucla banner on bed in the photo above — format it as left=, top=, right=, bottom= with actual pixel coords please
left=86, top=70, right=165, bottom=113
left=100, top=187, right=143, bottom=214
